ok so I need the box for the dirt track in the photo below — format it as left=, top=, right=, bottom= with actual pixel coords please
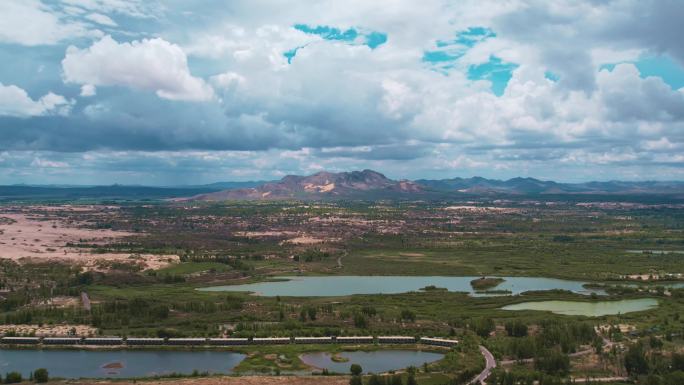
left=53, top=377, right=349, bottom=385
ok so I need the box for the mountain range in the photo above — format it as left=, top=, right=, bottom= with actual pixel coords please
left=3, top=170, right=684, bottom=202
left=188, top=169, right=684, bottom=201
left=189, top=170, right=423, bottom=201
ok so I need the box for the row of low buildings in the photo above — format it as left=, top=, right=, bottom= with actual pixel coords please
left=0, top=335, right=458, bottom=347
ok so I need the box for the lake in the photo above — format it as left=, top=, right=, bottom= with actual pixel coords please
left=0, top=349, right=245, bottom=378
left=300, top=350, right=444, bottom=374
left=501, top=298, right=659, bottom=316
left=199, top=276, right=604, bottom=297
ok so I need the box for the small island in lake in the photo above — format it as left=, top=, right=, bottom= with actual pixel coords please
left=330, top=353, right=350, bottom=363
left=102, top=362, right=124, bottom=369
left=470, top=277, right=505, bottom=291
left=421, top=285, right=448, bottom=292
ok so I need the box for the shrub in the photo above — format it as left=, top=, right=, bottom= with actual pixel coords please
left=4, top=372, right=22, bottom=384
left=33, top=368, right=49, bottom=383
left=350, top=363, right=363, bottom=376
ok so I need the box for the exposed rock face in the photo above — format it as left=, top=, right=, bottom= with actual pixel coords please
left=191, top=170, right=424, bottom=201
left=186, top=170, right=684, bottom=201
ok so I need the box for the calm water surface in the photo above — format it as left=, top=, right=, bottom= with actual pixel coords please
left=0, top=349, right=245, bottom=378
left=300, top=350, right=444, bottom=374
left=502, top=298, right=658, bottom=316
left=199, top=276, right=604, bottom=297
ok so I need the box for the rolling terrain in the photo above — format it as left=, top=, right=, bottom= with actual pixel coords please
left=190, top=170, right=684, bottom=201
left=2, top=170, right=684, bottom=203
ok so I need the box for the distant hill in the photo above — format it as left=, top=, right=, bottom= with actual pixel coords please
left=0, top=185, right=220, bottom=202
left=2, top=172, right=684, bottom=202
left=188, top=170, right=422, bottom=201
left=189, top=171, right=684, bottom=201
left=187, top=181, right=269, bottom=190
left=416, top=177, right=684, bottom=195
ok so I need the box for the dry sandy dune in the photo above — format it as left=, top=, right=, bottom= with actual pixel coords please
left=0, top=206, right=177, bottom=270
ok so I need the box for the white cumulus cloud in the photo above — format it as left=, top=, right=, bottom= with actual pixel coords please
left=0, top=83, right=72, bottom=117
left=62, top=35, right=214, bottom=101
left=0, top=0, right=96, bottom=45
left=80, top=84, right=97, bottom=97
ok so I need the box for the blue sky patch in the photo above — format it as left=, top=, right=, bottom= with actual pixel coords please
left=468, top=56, right=519, bottom=96
left=286, top=24, right=388, bottom=63
left=454, top=27, right=496, bottom=47
left=423, top=50, right=461, bottom=63
left=283, top=46, right=305, bottom=64
left=600, top=55, right=684, bottom=89
left=294, top=24, right=358, bottom=42
left=364, top=31, right=388, bottom=49
left=545, top=71, right=560, bottom=82
left=434, top=27, right=495, bottom=49
left=423, top=26, right=495, bottom=73
left=422, top=27, right=514, bottom=95
left=634, top=56, right=684, bottom=89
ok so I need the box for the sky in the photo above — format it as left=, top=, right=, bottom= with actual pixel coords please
left=1, top=0, right=684, bottom=185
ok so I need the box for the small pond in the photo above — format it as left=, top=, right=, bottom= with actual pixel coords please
left=501, top=298, right=659, bottom=317
left=300, top=350, right=444, bottom=374
left=0, top=349, right=245, bottom=379
left=199, top=276, right=604, bottom=297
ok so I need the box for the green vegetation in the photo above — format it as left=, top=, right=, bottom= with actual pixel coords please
left=2, top=372, right=21, bottom=384
left=32, top=368, right=48, bottom=383
left=470, top=277, right=505, bottom=291
left=0, top=198, right=683, bottom=384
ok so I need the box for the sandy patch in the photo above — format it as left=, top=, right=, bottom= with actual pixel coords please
left=33, top=296, right=80, bottom=308
left=304, top=183, right=336, bottom=193
left=0, top=324, right=98, bottom=336
left=443, top=206, right=520, bottom=213
left=597, top=324, right=635, bottom=334
left=0, top=208, right=177, bottom=270
left=399, top=253, right=425, bottom=257
left=236, top=231, right=298, bottom=238
left=280, top=236, right=329, bottom=245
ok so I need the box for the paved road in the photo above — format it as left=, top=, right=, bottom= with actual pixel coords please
left=471, top=345, right=496, bottom=384
left=472, top=335, right=620, bottom=384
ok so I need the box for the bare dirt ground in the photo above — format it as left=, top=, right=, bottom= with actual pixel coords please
left=33, top=296, right=81, bottom=308
left=280, top=235, right=330, bottom=245
left=398, top=252, right=425, bottom=257
left=443, top=206, right=520, bottom=214
left=0, top=324, right=98, bottom=336
left=0, top=207, right=178, bottom=270
left=53, top=376, right=350, bottom=385
left=236, top=231, right=299, bottom=238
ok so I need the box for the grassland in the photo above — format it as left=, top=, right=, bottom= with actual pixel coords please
left=0, top=198, right=683, bottom=384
